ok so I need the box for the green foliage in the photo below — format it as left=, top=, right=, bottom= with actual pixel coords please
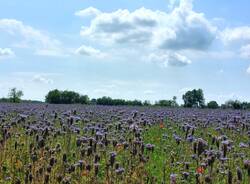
left=207, top=101, right=219, bottom=109
left=21, top=88, right=250, bottom=108
left=8, top=88, right=23, bottom=103
left=90, top=98, right=97, bottom=105
left=78, top=95, right=89, bottom=104
left=96, top=96, right=143, bottom=106
left=0, top=98, right=10, bottom=103
left=45, top=89, right=89, bottom=104
left=241, top=101, right=250, bottom=109
left=96, top=96, right=114, bottom=105
left=143, top=100, right=151, bottom=106
left=45, top=90, right=144, bottom=106
left=221, top=100, right=250, bottom=110
left=126, top=99, right=143, bottom=106
left=143, top=121, right=250, bottom=183
left=156, top=100, right=174, bottom=107
left=182, top=89, right=205, bottom=108
left=155, top=96, right=178, bottom=107
left=45, top=89, right=61, bottom=104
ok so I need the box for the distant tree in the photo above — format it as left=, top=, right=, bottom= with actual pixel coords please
left=45, top=89, right=61, bottom=104
left=61, top=90, right=80, bottom=104
left=90, top=98, right=97, bottom=105
left=182, top=89, right=205, bottom=108
left=241, top=102, right=250, bottom=109
left=157, top=100, right=173, bottom=107
left=96, top=96, right=113, bottom=105
left=143, top=100, right=151, bottom=106
left=112, top=99, right=126, bottom=106
left=45, top=89, right=89, bottom=104
left=172, top=96, right=178, bottom=107
left=130, top=100, right=143, bottom=106
left=79, top=95, right=90, bottom=104
left=207, top=101, right=219, bottom=109
left=0, top=98, right=10, bottom=103
left=95, top=97, right=144, bottom=106
left=125, top=100, right=142, bottom=106
left=155, top=96, right=178, bottom=107
left=223, top=100, right=243, bottom=109
left=8, top=88, right=23, bottom=103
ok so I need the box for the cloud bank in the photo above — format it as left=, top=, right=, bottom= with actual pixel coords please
left=0, top=48, right=14, bottom=58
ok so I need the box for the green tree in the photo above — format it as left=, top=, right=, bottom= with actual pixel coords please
left=207, top=101, right=219, bottom=109
left=61, top=90, right=80, bottom=104
left=90, top=98, right=97, bottom=105
left=8, top=88, right=23, bottom=103
left=45, top=89, right=61, bottom=104
left=155, top=96, right=178, bottom=107
left=96, top=96, right=113, bottom=105
left=242, top=102, right=250, bottom=109
left=157, top=100, right=173, bottom=107
left=45, top=89, right=89, bottom=104
left=143, top=100, right=151, bottom=106
left=79, top=95, right=90, bottom=104
left=182, top=89, right=205, bottom=108
left=224, top=100, right=242, bottom=109
left=172, top=96, right=178, bottom=107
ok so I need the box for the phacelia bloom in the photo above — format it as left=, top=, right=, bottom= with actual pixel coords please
left=170, top=174, right=177, bottom=184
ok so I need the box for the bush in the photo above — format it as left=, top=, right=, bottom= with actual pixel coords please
left=45, top=89, right=89, bottom=104
left=207, top=101, right=219, bottom=109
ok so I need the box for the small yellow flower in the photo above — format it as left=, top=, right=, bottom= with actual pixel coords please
left=116, top=144, right=123, bottom=152
left=82, top=170, right=89, bottom=176
left=15, top=160, right=23, bottom=169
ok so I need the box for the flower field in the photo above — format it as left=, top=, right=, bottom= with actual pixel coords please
left=0, top=103, right=249, bottom=183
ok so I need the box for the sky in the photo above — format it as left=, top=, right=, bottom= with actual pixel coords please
left=0, top=0, right=250, bottom=104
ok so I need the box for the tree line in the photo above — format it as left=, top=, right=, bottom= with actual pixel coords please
left=45, top=90, right=149, bottom=106
left=44, top=89, right=250, bottom=109
left=1, top=88, right=250, bottom=109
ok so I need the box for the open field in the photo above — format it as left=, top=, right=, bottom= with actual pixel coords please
left=0, top=104, right=249, bottom=184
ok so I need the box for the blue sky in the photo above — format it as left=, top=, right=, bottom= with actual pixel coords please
left=0, top=0, right=250, bottom=104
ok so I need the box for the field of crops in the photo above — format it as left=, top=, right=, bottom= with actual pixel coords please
left=0, top=103, right=249, bottom=184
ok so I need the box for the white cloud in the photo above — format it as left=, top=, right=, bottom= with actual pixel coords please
left=247, top=66, right=250, bottom=74
left=0, top=48, right=14, bottom=58
left=167, top=53, right=191, bottom=66
left=158, top=0, right=216, bottom=50
left=220, top=26, right=250, bottom=44
left=147, top=52, right=191, bottom=67
left=79, top=0, right=216, bottom=50
left=240, top=44, right=250, bottom=59
left=75, top=45, right=107, bottom=58
left=32, top=74, right=53, bottom=84
left=75, top=45, right=100, bottom=55
left=80, top=8, right=157, bottom=45
left=220, top=27, right=250, bottom=60
left=75, top=7, right=101, bottom=17
left=0, top=19, right=65, bottom=57
left=218, top=69, right=224, bottom=74
left=168, top=0, right=180, bottom=9
left=10, top=72, right=59, bottom=85
left=75, top=0, right=218, bottom=68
